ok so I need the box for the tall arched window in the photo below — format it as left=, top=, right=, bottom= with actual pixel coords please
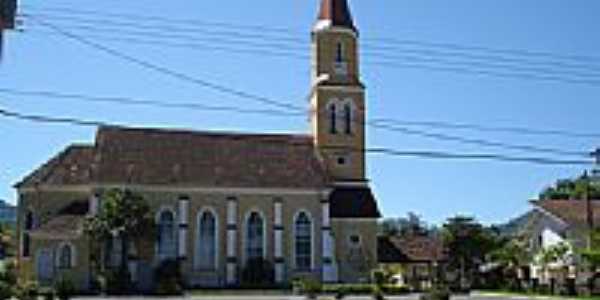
left=58, top=243, right=73, bottom=269
left=328, top=103, right=337, bottom=134
left=344, top=102, right=353, bottom=134
left=23, top=210, right=34, bottom=257
left=294, top=212, right=312, bottom=271
left=245, top=211, right=264, bottom=262
left=157, top=210, right=177, bottom=259
left=196, top=210, right=217, bottom=270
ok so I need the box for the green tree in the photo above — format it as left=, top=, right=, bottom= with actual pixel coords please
left=84, top=189, right=154, bottom=290
left=442, top=216, right=501, bottom=288
left=379, top=212, right=429, bottom=237
left=490, top=237, right=532, bottom=289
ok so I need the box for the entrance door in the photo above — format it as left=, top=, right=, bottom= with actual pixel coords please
left=36, top=249, right=54, bottom=285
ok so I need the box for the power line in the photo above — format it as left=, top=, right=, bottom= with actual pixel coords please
left=22, top=17, right=592, bottom=157
left=19, top=22, right=600, bottom=87
left=19, top=16, right=600, bottom=81
left=20, top=6, right=600, bottom=66
left=3, top=86, right=598, bottom=142
left=21, top=11, right=600, bottom=77
left=28, top=15, right=306, bottom=113
left=0, top=106, right=592, bottom=166
left=0, top=87, right=590, bottom=158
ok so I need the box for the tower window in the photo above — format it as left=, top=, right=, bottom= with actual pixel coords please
left=344, top=103, right=353, bottom=134
left=336, top=42, right=344, bottom=63
left=328, top=103, right=337, bottom=134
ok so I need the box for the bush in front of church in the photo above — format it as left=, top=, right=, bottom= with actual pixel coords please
left=241, top=258, right=275, bottom=287
left=154, top=259, right=184, bottom=295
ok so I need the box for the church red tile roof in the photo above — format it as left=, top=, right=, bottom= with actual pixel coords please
left=17, top=126, right=330, bottom=189
left=317, top=0, right=356, bottom=32
left=532, top=199, right=600, bottom=227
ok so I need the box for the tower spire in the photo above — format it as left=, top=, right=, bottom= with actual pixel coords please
left=315, top=0, right=356, bottom=33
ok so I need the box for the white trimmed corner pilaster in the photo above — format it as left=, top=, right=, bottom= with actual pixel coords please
left=89, top=193, right=99, bottom=216
left=321, top=198, right=337, bottom=283
left=273, top=198, right=284, bottom=283
left=226, top=196, right=238, bottom=285
left=178, top=195, right=190, bottom=260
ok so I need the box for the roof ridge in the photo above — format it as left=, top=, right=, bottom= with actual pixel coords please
left=97, top=125, right=312, bottom=140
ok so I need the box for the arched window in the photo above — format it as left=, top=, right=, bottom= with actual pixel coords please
left=25, top=211, right=34, bottom=230
left=245, top=211, right=264, bottom=262
left=335, top=42, right=344, bottom=63
left=344, top=102, right=353, bottom=134
left=157, top=210, right=177, bottom=259
left=328, top=103, right=337, bottom=134
left=294, top=212, right=312, bottom=271
left=196, top=210, right=217, bottom=270
left=23, top=210, right=34, bottom=257
left=58, top=243, right=73, bottom=269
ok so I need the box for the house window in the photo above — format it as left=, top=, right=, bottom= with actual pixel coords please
left=196, top=210, right=217, bottom=270
left=328, top=103, right=337, bottom=134
left=157, top=210, right=177, bottom=260
left=295, top=212, right=312, bottom=271
left=344, top=102, right=353, bottom=134
left=58, top=243, right=73, bottom=269
left=245, top=211, right=264, bottom=262
left=337, top=156, right=347, bottom=166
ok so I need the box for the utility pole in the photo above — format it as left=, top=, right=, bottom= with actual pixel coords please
left=0, top=0, right=17, bottom=61
left=586, top=149, right=600, bottom=249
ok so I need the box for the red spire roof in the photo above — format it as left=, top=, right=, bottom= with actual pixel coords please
left=316, top=0, right=356, bottom=32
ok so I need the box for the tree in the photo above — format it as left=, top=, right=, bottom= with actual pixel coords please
left=380, top=212, right=429, bottom=237
left=490, top=237, right=532, bottom=290
left=84, top=189, right=154, bottom=291
left=442, top=216, right=501, bottom=288
left=540, top=176, right=600, bottom=200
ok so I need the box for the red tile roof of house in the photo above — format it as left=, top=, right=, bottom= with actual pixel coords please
left=532, top=199, right=600, bottom=227
left=378, top=235, right=447, bottom=263
left=317, top=0, right=356, bottom=32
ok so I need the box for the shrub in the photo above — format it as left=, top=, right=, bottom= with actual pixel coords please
left=372, top=269, right=386, bottom=287
left=381, top=285, right=410, bottom=295
left=241, top=258, right=274, bottom=287
left=372, top=286, right=386, bottom=300
left=54, top=277, right=75, bottom=300
left=420, top=286, right=450, bottom=300
left=15, top=281, right=39, bottom=300
left=154, top=259, right=183, bottom=296
left=301, top=278, right=322, bottom=299
left=105, top=269, right=133, bottom=295
left=334, top=286, right=348, bottom=299
left=0, top=281, right=13, bottom=300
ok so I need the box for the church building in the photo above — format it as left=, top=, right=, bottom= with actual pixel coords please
left=15, top=0, right=381, bottom=290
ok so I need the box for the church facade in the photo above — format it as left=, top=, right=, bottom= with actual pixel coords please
left=15, top=0, right=381, bottom=290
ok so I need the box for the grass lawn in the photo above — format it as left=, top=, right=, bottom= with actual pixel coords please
left=477, top=289, right=600, bottom=300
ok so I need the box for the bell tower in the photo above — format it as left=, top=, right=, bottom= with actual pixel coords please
left=310, top=0, right=366, bottom=182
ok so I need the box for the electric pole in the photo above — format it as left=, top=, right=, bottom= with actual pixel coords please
left=586, top=149, right=600, bottom=249
left=0, top=0, right=17, bottom=61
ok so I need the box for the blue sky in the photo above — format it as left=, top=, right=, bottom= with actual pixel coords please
left=1, top=0, right=599, bottom=225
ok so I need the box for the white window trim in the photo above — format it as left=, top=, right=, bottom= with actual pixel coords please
left=194, top=207, right=219, bottom=271
left=155, top=206, right=178, bottom=261
left=55, top=241, right=76, bottom=269
left=292, top=210, right=315, bottom=271
left=242, top=209, right=267, bottom=265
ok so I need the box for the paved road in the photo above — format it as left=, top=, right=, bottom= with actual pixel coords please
left=74, top=293, right=564, bottom=300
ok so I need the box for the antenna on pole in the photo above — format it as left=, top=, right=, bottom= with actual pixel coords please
left=0, top=0, right=17, bottom=62
left=591, top=148, right=600, bottom=180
